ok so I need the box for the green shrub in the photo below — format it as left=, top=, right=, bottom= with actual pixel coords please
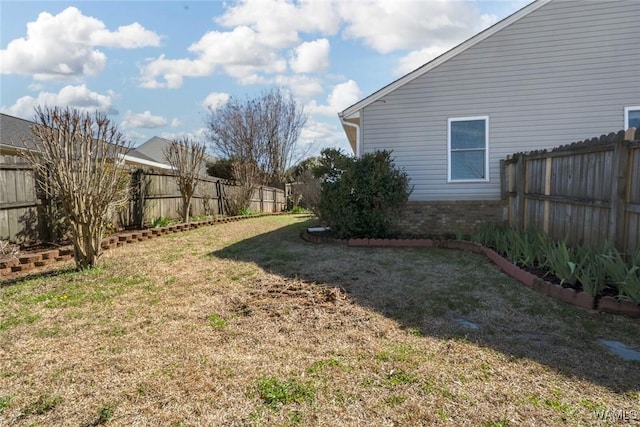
left=316, top=149, right=412, bottom=239
left=151, top=216, right=170, bottom=228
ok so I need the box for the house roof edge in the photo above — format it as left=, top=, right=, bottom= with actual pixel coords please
left=339, top=0, right=551, bottom=118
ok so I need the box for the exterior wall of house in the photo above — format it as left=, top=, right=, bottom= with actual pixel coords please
left=392, top=200, right=506, bottom=236
left=360, top=0, right=640, bottom=201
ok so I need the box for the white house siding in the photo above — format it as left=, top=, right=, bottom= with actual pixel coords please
left=361, top=0, right=640, bottom=201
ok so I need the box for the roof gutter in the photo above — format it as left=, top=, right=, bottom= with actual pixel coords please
left=338, top=113, right=361, bottom=157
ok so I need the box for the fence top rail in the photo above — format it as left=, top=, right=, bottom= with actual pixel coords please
left=504, top=129, right=640, bottom=164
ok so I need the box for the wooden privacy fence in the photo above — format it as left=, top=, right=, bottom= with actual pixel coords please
left=0, top=159, right=286, bottom=243
left=503, top=128, right=640, bottom=254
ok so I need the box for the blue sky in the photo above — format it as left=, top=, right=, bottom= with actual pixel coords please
left=0, top=0, right=529, bottom=157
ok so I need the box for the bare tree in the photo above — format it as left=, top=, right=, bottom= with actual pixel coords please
left=205, top=87, right=307, bottom=188
left=163, top=137, right=206, bottom=223
left=20, top=106, right=131, bottom=269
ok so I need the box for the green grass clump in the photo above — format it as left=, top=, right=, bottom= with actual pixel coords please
left=256, top=376, right=315, bottom=408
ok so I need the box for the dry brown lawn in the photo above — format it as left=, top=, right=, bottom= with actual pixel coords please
left=1, top=215, right=639, bottom=426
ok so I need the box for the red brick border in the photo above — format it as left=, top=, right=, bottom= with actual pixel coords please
left=0, top=213, right=290, bottom=281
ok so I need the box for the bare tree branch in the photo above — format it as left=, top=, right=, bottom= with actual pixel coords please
left=205, top=87, right=307, bottom=190
left=20, top=106, right=131, bottom=269
left=163, top=137, right=206, bottom=223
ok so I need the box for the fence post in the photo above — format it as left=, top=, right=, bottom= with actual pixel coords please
left=132, top=169, right=145, bottom=229
left=543, top=157, right=552, bottom=234
left=609, top=139, right=630, bottom=251
left=514, top=154, right=526, bottom=229
left=260, top=186, right=264, bottom=212
left=216, top=180, right=224, bottom=215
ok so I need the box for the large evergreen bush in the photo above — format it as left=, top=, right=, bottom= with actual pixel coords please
left=316, top=149, right=411, bottom=238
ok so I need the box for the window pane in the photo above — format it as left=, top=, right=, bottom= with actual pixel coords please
left=451, top=119, right=485, bottom=150
left=629, top=110, right=640, bottom=129
left=451, top=150, right=485, bottom=180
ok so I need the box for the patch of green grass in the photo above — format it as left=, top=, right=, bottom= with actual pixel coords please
left=435, top=407, right=450, bottom=421
left=94, top=404, right=114, bottom=425
left=0, top=307, right=41, bottom=330
left=306, top=358, right=342, bottom=375
left=21, top=394, right=62, bottom=416
left=36, top=326, right=61, bottom=338
left=286, top=409, right=304, bottom=426
left=207, top=313, right=227, bottom=329
left=375, top=342, right=420, bottom=364
left=385, top=370, right=418, bottom=386
left=256, top=376, right=316, bottom=408
left=0, top=395, right=13, bottom=413
left=106, top=323, right=126, bottom=337
left=385, top=394, right=407, bottom=407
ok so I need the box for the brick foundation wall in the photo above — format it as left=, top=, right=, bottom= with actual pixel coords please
left=393, top=200, right=507, bottom=236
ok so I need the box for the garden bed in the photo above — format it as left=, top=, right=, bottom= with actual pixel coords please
left=301, top=230, right=640, bottom=318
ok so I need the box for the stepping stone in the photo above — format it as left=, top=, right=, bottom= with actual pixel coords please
left=454, top=317, right=480, bottom=330
left=598, top=339, right=640, bottom=361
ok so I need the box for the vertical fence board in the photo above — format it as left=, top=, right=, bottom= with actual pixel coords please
left=505, top=131, right=639, bottom=253
left=0, top=163, right=286, bottom=242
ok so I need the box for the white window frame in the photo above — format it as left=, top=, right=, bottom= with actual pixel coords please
left=447, top=116, right=489, bottom=183
left=624, top=106, right=640, bottom=129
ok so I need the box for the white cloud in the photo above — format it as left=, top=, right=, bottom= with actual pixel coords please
left=217, top=0, right=340, bottom=48
left=299, top=118, right=352, bottom=156
left=338, top=0, right=497, bottom=54
left=1, top=84, right=115, bottom=118
left=140, top=26, right=287, bottom=88
left=202, top=92, right=230, bottom=110
left=139, top=0, right=339, bottom=89
left=276, top=75, right=324, bottom=99
left=0, top=7, right=160, bottom=80
left=160, top=127, right=208, bottom=143
left=289, top=39, right=330, bottom=74
left=305, top=80, right=362, bottom=116
left=393, top=45, right=451, bottom=76
left=121, top=110, right=167, bottom=129
left=170, top=118, right=182, bottom=128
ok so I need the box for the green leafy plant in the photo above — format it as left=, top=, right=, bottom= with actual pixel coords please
left=151, top=216, right=170, bottom=228
left=574, top=246, right=607, bottom=297
left=547, top=241, right=578, bottom=286
left=601, top=248, right=640, bottom=303
left=238, top=207, right=255, bottom=216
left=290, top=205, right=307, bottom=214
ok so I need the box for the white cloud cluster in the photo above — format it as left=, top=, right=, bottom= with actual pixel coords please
left=1, top=84, right=115, bottom=118
left=140, top=0, right=496, bottom=91
left=289, top=39, right=330, bottom=74
left=305, top=80, right=362, bottom=116
left=121, top=110, right=167, bottom=129
left=0, top=7, right=160, bottom=80
left=202, top=92, right=231, bottom=110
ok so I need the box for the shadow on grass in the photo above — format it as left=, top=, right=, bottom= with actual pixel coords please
left=211, top=217, right=640, bottom=394
left=0, top=265, right=78, bottom=288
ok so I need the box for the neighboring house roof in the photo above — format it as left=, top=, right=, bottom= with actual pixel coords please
left=0, top=113, right=172, bottom=169
left=338, top=0, right=550, bottom=154
left=137, top=136, right=216, bottom=176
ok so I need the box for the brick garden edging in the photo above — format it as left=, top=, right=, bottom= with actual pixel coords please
left=0, top=213, right=288, bottom=279
left=301, top=231, right=640, bottom=318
